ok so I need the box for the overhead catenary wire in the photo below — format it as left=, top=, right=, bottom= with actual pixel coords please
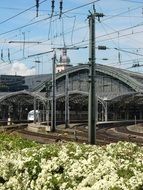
left=97, top=21, right=143, bottom=40
left=0, top=0, right=48, bottom=26
left=71, top=16, right=76, bottom=45
left=0, top=0, right=100, bottom=37
left=114, top=48, right=143, bottom=57
left=0, top=0, right=142, bottom=55
left=8, top=16, right=135, bottom=60
left=61, top=17, right=66, bottom=46
left=2, top=20, right=143, bottom=47
left=7, top=28, right=143, bottom=63
left=120, top=0, right=143, bottom=3
left=106, top=58, right=143, bottom=68
left=1, top=0, right=143, bottom=73
left=97, top=28, right=143, bottom=43
left=35, top=19, right=143, bottom=48
left=102, top=4, right=143, bottom=22
left=0, top=2, right=140, bottom=40
left=0, top=0, right=98, bottom=58
left=30, top=20, right=143, bottom=49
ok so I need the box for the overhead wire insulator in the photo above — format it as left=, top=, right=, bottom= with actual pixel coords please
left=51, top=0, right=55, bottom=16
left=132, top=63, right=140, bottom=68
left=1, top=49, right=3, bottom=60
left=98, top=45, right=107, bottom=50
left=22, top=32, right=25, bottom=58
left=59, top=0, right=63, bottom=19
left=8, top=49, right=11, bottom=63
left=36, top=0, right=40, bottom=17
left=118, top=52, right=121, bottom=64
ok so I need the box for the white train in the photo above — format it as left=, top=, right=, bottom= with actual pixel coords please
left=27, top=110, right=40, bottom=121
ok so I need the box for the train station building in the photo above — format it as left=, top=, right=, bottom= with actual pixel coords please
left=0, top=61, right=143, bottom=124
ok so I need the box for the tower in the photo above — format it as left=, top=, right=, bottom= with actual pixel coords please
left=56, top=48, right=73, bottom=73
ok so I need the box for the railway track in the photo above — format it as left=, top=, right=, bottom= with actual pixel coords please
left=14, top=128, right=88, bottom=144
left=1, top=122, right=143, bottom=146
left=97, top=125, right=143, bottom=145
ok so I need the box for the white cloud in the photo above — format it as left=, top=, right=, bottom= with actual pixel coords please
left=5, top=61, right=36, bottom=76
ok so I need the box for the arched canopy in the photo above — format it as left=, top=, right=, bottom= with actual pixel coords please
left=36, top=64, right=143, bottom=96
left=48, top=90, right=105, bottom=111
left=110, top=92, right=143, bottom=106
left=0, top=90, right=47, bottom=106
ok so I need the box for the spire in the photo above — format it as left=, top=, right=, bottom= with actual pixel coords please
left=63, top=48, right=66, bottom=56
left=59, top=48, right=70, bottom=65
left=56, top=48, right=73, bottom=73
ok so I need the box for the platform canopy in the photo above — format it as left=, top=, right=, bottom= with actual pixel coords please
left=0, top=90, right=47, bottom=106
left=110, top=92, right=143, bottom=106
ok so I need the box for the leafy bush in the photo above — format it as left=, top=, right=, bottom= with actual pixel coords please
left=0, top=134, right=142, bottom=190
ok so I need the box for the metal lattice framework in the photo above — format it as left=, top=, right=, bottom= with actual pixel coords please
left=42, top=64, right=143, bottom=104
left=51, top=90, right=104, bottom=106
left=0, top=90, right=47, bottom=106
left=0, top=64, right=143, bottom=122
left=37, top=64, right=143, bottom=97
left=110, top=92, right=143, bottom=105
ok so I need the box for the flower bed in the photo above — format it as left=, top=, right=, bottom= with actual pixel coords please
left=0, top=133, right=143, bottom=190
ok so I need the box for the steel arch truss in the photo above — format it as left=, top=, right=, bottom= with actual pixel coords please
left=38, top=64, right=143, bottom=96
left=0, top=90, right=47, bottom=106
left=0, top=90, right=47, bottom=122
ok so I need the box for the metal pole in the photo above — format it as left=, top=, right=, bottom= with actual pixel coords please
left=65, top=73, right=69, bottom=128
left=38, top=100, right=40, bottom=123
left=88, top=13, right=96, bottom=144
left=105, top=101, right=108, bottom=122
left=46, top=100, right=50, bottom=126
left=135, top=115, right=136, bottom=127
left=42, top=103, right=44, bottom=122
left=51, top=51, right=56, bottom=132
left=34, top=96, right=36, bottom=124
left=88, top=9, right=104, bottom=144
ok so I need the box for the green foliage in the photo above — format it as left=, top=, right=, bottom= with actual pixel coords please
left=110, top=187, right=122, bottom=190
left=0, top=133, right=38, bottom=151
left=117, top=168, right=134, bottom=179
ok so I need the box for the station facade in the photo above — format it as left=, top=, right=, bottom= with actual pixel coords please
left=37, top=63, right=143, bottom=123
left=0, top=61, right=143, bottom=123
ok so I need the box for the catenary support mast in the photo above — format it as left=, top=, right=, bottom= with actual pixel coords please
left=51, top=51, right=56, bottom=132
left=88, top=8, right=104, bottom=144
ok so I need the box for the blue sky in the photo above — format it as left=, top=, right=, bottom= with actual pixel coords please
left=0, top=0, right=143, bottom=75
